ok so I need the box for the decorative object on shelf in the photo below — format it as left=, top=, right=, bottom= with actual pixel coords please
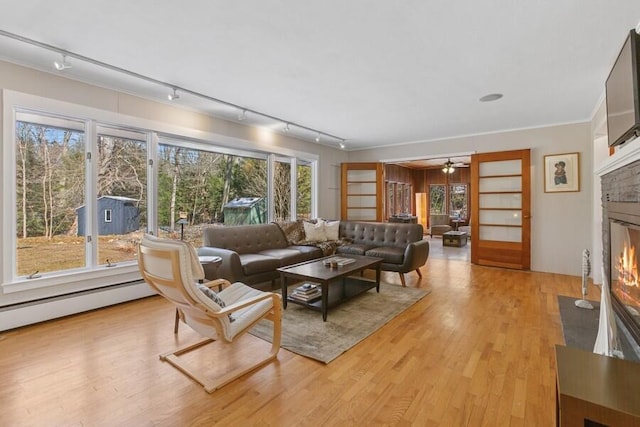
left=575, top=249, right=594, bottom=309
left=543, top=152, right=580, bottom=193
left=593, top=266, right=623, bottom=358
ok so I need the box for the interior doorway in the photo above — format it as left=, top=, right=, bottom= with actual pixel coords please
left=384, top=154, right=473, bottom=263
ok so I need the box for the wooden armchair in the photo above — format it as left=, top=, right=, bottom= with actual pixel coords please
left=137, top=234, right=282, bottom=393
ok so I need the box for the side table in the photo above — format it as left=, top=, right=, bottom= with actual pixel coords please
left=174, top=255, right=222, bottom=333
left=555, top=345, right=640, bottom=426
left=443, top=231, right=468, bottom=247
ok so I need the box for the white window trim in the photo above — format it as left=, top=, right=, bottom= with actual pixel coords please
left=2, top=90, right=319, bottom=305
left=104, top=209, right=112, bottom=223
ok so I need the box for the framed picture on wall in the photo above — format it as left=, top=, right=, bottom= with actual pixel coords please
left=544, top=152, right=580, bottom=193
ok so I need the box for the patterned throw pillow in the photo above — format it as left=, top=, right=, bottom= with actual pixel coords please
left=275, top=220, right=305, bottom=244
left=197, top=284, right=235, bottom=322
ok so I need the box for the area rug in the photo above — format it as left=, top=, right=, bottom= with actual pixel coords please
left=557, top=295, right=639, bottom=361
left=249, top=283, right=430, bottom=363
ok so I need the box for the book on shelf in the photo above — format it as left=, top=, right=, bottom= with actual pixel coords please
left=322, top=256, right=356, bottom=267
left=294, top=282, right=320, bottom=294
left=289, top=290, right=321, bottom=302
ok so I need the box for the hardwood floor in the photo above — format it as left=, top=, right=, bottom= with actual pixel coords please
left=0, top=257, right=590, bottom=426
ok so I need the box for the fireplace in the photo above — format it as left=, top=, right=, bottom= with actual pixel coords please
left=608, top=202, right=640, bottom=346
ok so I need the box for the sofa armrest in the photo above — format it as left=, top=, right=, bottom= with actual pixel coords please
left=197, top=247, right=243, bottom=282
left=401, top=239, right=430, bottom=271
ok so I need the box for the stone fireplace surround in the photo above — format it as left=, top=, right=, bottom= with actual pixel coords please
left=598, top=136, right=640, bottom=350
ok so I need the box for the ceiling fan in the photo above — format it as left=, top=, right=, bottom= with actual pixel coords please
left=442, top=158, right=469, bottom=173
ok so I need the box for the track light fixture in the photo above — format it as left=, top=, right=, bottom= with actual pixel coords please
left=315, top=132, right=321, bottom=142
left=339, top=142, right=346, bottom=150
left=53, top=54, right=72, bottom=71
left=0, top=30, right=347, bottom=145
left=283, top=123, right=290, bottom=133
left=237, top=109, right=246, bottom=121
left=442, top=159, right=455, bottom=174
left=168, top=88, right=180, bottom=101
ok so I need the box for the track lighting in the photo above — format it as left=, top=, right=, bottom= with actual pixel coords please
left=53, top=54, right=72, bottom=71
left=283, top=123, right=290, bottom=133
left=168, top=88, right=180, bottom=101
left=339, top=142, right=346, bottom=150
left=0, top=30, right=347, bottom=145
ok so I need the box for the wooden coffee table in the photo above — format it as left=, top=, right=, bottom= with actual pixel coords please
left=278, top=254, right=382, bottom=321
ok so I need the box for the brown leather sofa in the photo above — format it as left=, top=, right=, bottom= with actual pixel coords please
left=335, top=221, right=429, bottom=286
left=197, top=223, right=322, bottom=290
left=197, top=221, right=429, bottom=289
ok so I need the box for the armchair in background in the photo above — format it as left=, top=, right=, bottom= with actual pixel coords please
left=428, top=214, right=452, bottom=237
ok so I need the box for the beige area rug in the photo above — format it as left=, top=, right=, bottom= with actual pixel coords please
left=249, top=283, right=430, bottom=364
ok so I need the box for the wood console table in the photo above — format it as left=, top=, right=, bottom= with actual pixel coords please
left=555, top=345, right=640, bottom=426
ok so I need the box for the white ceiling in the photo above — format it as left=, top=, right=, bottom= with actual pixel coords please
left=0, top=1, right=639, bottom=150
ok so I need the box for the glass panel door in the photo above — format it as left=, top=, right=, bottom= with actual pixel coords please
left=471, top=150, right=531, bottom=270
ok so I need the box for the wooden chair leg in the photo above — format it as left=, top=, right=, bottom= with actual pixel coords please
left=174, top=308, right=180, bottom=334
left=399, top=272, right=406, bottom=287
left=416, top=269, right=422, bottom=278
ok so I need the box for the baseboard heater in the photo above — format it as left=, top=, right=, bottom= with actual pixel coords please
left=0, top=281, right=156, bottom=332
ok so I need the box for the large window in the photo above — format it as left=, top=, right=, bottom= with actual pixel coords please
left=96, top=126, right=147, bottom=266
left=449, top=183, right=468, bottom=219
left=4, top=95, right=317, bottom=296
left=156, top=142, right=269, bottom=246
left=15, top=113, right=86, bottom=276
left=296, top=162, right=312, bottom=220
left=429, top=184, right=446, bottom=215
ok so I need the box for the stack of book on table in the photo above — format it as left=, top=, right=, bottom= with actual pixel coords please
left=289, top=282, right=321, bottom=303
left=322, top=256, right=356, bottom=267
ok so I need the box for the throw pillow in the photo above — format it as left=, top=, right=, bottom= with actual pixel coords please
left=303, top=219, right=327, bottom=242
left=275, top=220, right=305, bottom=244
left=324, top=220, right=340, bottom=241
left=197, top=284, right=235, bottom=322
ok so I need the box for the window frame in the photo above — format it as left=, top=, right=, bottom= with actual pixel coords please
left=2, top=90, right=318, bottom=302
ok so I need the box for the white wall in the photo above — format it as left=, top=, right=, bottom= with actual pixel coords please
left=347, top=123, right=593, bottom=276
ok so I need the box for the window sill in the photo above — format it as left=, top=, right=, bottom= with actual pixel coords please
left=2, top=263, right=141, bottom=295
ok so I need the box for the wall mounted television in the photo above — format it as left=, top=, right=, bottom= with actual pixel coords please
left=606, top=29, right=640, bottom=147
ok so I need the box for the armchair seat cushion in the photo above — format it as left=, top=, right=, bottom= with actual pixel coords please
left=239, top=254, right=281, bottom=276
left=365, top=246, right=405, bottom=265
left=219, top=282, right=276, bottom=338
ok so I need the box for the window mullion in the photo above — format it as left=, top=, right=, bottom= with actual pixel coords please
left=85, top=120, right=97, bottom=267
left=290, top=157, right=297, bottom=220
left=147, top=132, right=158, bottom=235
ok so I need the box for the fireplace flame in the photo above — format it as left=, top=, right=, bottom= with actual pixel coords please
left=616, top=244, right=640, bottom=288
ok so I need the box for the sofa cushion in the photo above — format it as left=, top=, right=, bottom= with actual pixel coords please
left=258, top=248, right=306, bottom=266
left=288, top=245, right=324, bottom=260
left=336, top=243, right=376, bottom=256
left=365, top=246, right=405, bottom=265
left=239, top=253, right=281, bottom=276
left=304, top=219, right=327, bottom=242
